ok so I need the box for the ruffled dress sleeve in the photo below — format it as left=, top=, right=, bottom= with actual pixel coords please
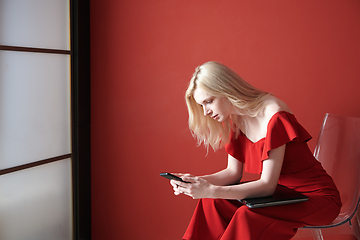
left=225, top=111, right=312, bottom=174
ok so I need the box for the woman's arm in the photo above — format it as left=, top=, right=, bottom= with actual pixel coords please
left=170, top=154, right=242, bottom=196
left=200, top=154, right=243, bottom=186
left=176, top=144, right=285, bottom=199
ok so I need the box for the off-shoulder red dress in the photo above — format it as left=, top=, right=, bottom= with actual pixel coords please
left=183, top=111, right=341, bottom=240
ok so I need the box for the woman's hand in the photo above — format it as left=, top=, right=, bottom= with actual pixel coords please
left=170, top=173, right=215, bottom=199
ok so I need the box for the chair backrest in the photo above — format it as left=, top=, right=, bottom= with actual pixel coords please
left=314, top=113, right=360, bottom=221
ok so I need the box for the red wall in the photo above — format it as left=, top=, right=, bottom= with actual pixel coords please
left=90, top=1, right=360, bottom=239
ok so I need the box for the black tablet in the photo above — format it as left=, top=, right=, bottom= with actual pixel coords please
left=240, top=185, right=308, bottom=208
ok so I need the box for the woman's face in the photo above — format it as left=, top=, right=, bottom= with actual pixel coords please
left=193, top=87, right=234, bottom=122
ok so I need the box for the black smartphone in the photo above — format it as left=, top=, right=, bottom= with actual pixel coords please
left=160, top=172, right=190, bottom=183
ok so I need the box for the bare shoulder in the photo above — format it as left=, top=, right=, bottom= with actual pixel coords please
left=262, top=95, right=292, bottom=122
left=244, top=95, right=292, bottom=142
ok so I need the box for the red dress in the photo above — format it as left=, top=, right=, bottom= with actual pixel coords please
left=183, top=111, right=341, bottom=240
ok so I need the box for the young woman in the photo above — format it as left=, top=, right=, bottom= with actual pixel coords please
left=170, top=61, right=341, bottom=240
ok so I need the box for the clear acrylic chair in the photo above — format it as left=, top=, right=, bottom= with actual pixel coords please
left=294, top=113, right=360, bottom=239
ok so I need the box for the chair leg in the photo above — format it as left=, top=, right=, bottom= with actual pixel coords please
left=310, top=229, right=324, bottom=240
left=351, top=214, right=360, bottom=239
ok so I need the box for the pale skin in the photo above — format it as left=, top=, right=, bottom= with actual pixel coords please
left=170, top=87, right=292, bottom=200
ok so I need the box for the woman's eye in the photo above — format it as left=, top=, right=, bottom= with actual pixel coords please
left=199, top=99, right=213, bottom=107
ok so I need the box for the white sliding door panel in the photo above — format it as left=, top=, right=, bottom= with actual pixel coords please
left=0, top=159, right=72, bottom=240
left=0, top=0, right=74, bottom=239
left=0, top=51, right=71, bottom=169
left=0, top=0, right=70, bottom=50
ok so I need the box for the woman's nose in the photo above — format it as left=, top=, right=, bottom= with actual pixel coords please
left=203, top=107, right=212, bottom=116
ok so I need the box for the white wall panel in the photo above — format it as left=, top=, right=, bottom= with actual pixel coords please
left=0, top=0, right=70, bottom=50
left=0, top=159, right=72, bottom=240
left=0, top=51, right=71, bottom=169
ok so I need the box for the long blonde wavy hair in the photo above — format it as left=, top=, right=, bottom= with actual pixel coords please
left=185, top=61, right=270, bottom=151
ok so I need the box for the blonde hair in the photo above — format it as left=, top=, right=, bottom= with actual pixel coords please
left=185, top=61, right=270, bottom=151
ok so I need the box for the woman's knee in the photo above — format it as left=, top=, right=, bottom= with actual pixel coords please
left=200, top=198, right=234, bottom=208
